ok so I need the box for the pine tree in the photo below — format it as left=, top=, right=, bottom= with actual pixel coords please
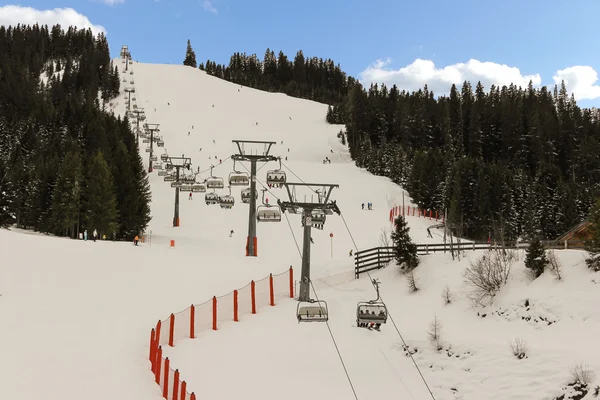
left=0, top=160, right=15, bottom=228
left=390, top=215, right=419, bottom=271
left=51, top=149, right=83, bottom=237
left=525, top=236, right=547, bottom=278
left=586, top=197, right=600, bottom=271
left=183, top=39, right=197, bottom=68
left=84, top=151, right=119, bottom=237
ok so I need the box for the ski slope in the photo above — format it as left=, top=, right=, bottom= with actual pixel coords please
left=1, top=57, right=599, bottom=400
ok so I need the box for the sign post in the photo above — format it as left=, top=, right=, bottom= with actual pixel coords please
left=330, top=232, right=334, bottom=258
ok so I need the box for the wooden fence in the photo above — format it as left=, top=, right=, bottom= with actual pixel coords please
left=354, top=239, right=594, bottom=278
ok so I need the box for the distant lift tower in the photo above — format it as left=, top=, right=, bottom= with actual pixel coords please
left=120, top=45, right=129, bottom=59
left=167, top=156, right=192, bottom=227
left=132, top=108, right=145, bottom=142
left=146, top=123, right=160, bottom=173
left=231, top=140, right=278, bottom=257
left=124, top=87, right=135, bottom=110
left=277, top=183, right=340, bottom=301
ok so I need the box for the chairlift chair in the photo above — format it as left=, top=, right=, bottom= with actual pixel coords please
left=142, top=138, right=150, bottom=144
left=297, top=299, right=329, bottom=323
left=266, top=158, right=286, bottom=188
left=149, top=154, right=157, bottom=162
left=158, top=170, right=167, bottom=177
left=160, top=153, right=169, bottom=162
left=164, top=175, right=175, bottom=182
left=256, top=189, right=281, bottom=222
left=165, top=163, right=174, bottom=171
left=179, top=184, right=192, bottom=192
left=154, top=163, right=163, bottom=170
left=206, top=166, right=224, bottom=189
left=229, top=171, right=250, bottom=186
left=145, top=148, right=151, bottom=153
left=170, top=181, right=182, bottom=188
left=311, top=210, right=326, bottom=230
left=192, top=182, right=206, bottom=193
left=156, top=139, right=165, bottom=147
left=132, top=96, right=136, bottom=101
left=205, top=191, right=219, bottom=205
left=356, top=279, right=388, bottom=328
left=219, top=186, right=235, bottom=209
left=240, top=188, right=257, bottom=204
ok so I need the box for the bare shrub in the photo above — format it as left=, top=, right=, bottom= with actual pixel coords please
left=427, top=316, right=443, bottom=351
left=407, top=270, right=419, bottom=292
left=593, top=385, right=599, bottom=397
left=547, top=250, right=563, bottom=280
left=570, top=363, right=596, bottom=385
left=442, top=285, right=452, bottom=305
left=379, top=226, right=391, bottom=247
left=508, top=338, right=528, bottom=359
left=462, top=249, right=512, bottom=306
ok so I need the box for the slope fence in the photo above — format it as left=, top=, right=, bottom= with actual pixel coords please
left=147, top=267, right=295, bottom=400
left=389, top=205, right=444, bottom=223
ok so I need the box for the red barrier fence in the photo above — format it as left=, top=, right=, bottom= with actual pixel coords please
left=389, top=205, right=444, bottom=223
left=148, top=267, right=295, bottom=399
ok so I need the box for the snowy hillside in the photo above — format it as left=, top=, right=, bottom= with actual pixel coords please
left=1, top=56, right=599, bottom=400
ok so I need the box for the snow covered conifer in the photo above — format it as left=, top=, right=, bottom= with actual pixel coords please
left=51, top=148, right=83, bottom=237
left=391, top=215, right=419, bottom=271
left=586, top=198, right=600, bottom=271
left=525, top=236, right=547, bottom=278
left=0, top=160, right=15, bottom=228
left=84, top=151, right=119, bottom=237
left=183, top=39, right=197, bottom=68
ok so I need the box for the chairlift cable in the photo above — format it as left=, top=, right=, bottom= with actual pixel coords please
left=284, top=213, right=303, bottom=259
left=308, top=279, right=360, bottom=400
left=339, top=212, right=438, bottom=400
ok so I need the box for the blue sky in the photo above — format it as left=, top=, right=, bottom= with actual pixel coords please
left=1, top=0, right=599, bottom=106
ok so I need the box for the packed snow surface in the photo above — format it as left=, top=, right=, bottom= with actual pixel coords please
left=1, top=59, right=599, bottom=400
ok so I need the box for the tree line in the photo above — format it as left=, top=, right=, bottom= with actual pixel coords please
left=0, top=24, right=151, bottom=240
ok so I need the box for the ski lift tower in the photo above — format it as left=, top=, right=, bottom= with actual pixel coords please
left=120, top=45, right=129, bottom=59
left=124, top=87, right=135, bottom=110
left=231, top=140, right=278, bottom=257
left=167, top=156, right=192, bottom=227
left=146, top=123, right=160, bottom=173
left=132, top=108, right=145, bottom=141
left=277, top=183, right=340, bottom=301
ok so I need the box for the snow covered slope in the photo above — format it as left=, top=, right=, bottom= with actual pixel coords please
left=1, top=57, right=599, bottom=400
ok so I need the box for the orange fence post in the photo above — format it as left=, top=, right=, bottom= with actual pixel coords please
left=190, top=393, right=196, bottom=400
left=155, top=346, right=163, bottom=384
left=269, top=274, right=275, bottom=306
left=212, top=296, right=217, bottom=331
left=253, top=237, right=258, bottom=256
left=289, top=267, right=294, bottom=298
left=149, top=328, right=155, bottom=363
left=190, top=305, right=195, bottom=339
left=180, top=381, right=187, bottom=400
left=168, top=314, right=175, bottom=347
left=155, top=320, right=162, bottom=348
left=251, top=280, right=256, bottom=314
left=163, top=358, right=170, bottom=399
left=172, top=369, right=180, bottom=400
left=233, top=290, right=239, bottom=322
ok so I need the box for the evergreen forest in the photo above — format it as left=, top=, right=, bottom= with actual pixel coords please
left=195, top=44, right=600, bottom=241
left=0, top=24, right=151, bottom=239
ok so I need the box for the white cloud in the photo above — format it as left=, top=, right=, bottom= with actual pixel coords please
left=553, top=66, right=600, bottom=101
left=359, top=58, right=542, bottom=95
left=360, top=58, right=600, bottom=101
left=0, top=5, right=106, bottom=35
left=202, top=0, right=218, bottom=14
left=102, top=0, right=124, bottom=5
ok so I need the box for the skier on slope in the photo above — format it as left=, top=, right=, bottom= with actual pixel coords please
left=427, top=228, right=433, bottom=238
left=229, top=230, right=234, bottom=237
left=93, top=229, right=98, bottom=242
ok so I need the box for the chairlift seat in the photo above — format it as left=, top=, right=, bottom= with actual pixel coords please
left=206, top=177, right=224, bottom=189
left=192, top=183, right=206, bottom=193
left=297, top=301, right=328, bottom=323
left=158, top=170, right=167, bottom=176
left=241, top=188, right=257, bottom=204
left=205, top=192, right=219, bottom=205
left=165, top=163, right=174, bottom=171
left=145, top=148, right=151, bottom=153
left=257, top=206, right=282, bottom=222
left=160, top=154, right=169, bottom=162
left=219, top=195, right=235, bottom=209
left=171, top=181, right=182, bottom=188
left=266, top=170, right=286, bottom=188
left=356, top=303, right=388, bottom=325
left=229, top=172, right=249, bottom=186
left=156, top=140, right=164, bottom=147
left=164, top=175, right=175, bottom=182
left=179, top=184, right=192, bottom=192
left=149, top=155, right=157, bottom=162
left=142, top=138, right=150, bottom=144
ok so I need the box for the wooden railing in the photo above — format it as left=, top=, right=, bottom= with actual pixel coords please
left=354, top=239, right=595, bottom=278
